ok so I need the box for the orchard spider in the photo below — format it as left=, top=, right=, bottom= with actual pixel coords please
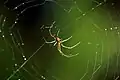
left=43, top=22, right=81, bottom=58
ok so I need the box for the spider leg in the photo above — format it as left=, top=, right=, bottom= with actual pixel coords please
left=61, top=41, right=81, bottom=49
left=44, top=21, right=56, bottom=37
left=61, top=36, right=72, bottom=43
left=56, top=29, right=60, bottom=36
left=53, top=42, right=57, bottom=46
left=49, top=27, right=53, bottom=37
left=43, top=37, right=55, bottom=44
left=58, top=49, right=79, bottom=58
left=45, top=21, right=56, bottom=29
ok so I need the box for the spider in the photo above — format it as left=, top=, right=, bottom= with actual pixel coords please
left=43, top=22, right=81, bottom=58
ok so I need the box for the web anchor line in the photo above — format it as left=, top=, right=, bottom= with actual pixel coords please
left=6, top=41, right=45, bottom=80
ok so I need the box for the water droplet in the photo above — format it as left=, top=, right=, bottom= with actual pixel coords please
left=104, top=0, right=107, bottom=2
left=104, top=28, right=107, bottom=31
left=83, top=14, right=85, bottom=16
left=112, top=3, right=115, bottom=5
left=92, top=30, right=95, bottom=32
left=16, top=18, right=19, bottom=21
left=15, top=21, right=17, bottom=24
left=22, top=43, right=24, bottom=45
left=15, top=64, right=17, bottom=66
left=10, top=33, right=12, bottom=36
left=41, top=75, right=45, bottom=79
left=74, top=1, right=76, bottom=4
left=18, top=43, right=20, bottom=45
left=2, top=35, right=4, bottom=38
left=110, top=27, right=113, bottom=30
left=118, top=32, right=120, bottom=34
left=14, top=7, right=17, bottom=9
left=4, top=19, right=6, bottom=22
left=114, top=27, right=118, bottom=29
left=88, top=42, right=92, bottom=44
left=24, top=58, right=26, bottom=61
left=99, top=3, right=102, bottom=5
left=92, top=8, right=94, bottom=10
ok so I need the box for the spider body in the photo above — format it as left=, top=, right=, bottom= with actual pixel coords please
left=55, top=37, right=62, bottom=51
left=52, top=34, right=61, bottom=43
left=51, top=34, right=62, bottom=50
left=43, top=22, right=81, bottom=58
left=56, top=37, right=61, bottom=43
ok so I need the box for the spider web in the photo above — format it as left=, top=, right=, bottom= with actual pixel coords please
left=0, top=0, right=120, bottom=80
